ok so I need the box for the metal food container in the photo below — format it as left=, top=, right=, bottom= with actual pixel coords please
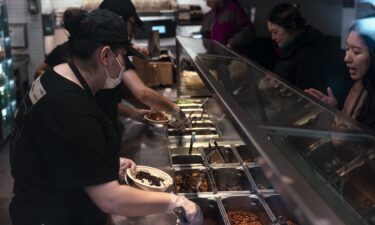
left=118, top=214, right=177, bottom=225
left=247, top=166, right=273, bottom=191
left=175, top=99, right=203, bottom=105
left=264, top=194, right=299, bottom=225
left=167, top=120, right=214, bottom=129
left=284, top=135, right=325, bottom=155
left=204, top=145, right=239, bottom=165
left=221, top=195, right=273, bottom=225
left=305, top=141, right=356, bottom=179
left=211, top=166, right=252, bottom=193
left=336, top=165, right=375, bottom=216
left=179, top=104, right=202, bottom=109
left=170, top=147, right=205, bottom=166
left=235, top=145, right=256, bottom=164
left=168, top=128, right=219, bottom=138
left=189, top=197, right=227, bottom=225
left=173, top=167, right=214, bottom=194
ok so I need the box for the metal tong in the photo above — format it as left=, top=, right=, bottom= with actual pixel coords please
left=214, top=140, right=226, bottom=162
left=174, top=206, right=188, bottom=223
left=206, top=140, right=225, bottom=162
left=188, top=132, right=196, bottom=155
left=206, top=142, right=216, bottom=159
left=199, top=109, right=205, bottom=122
left=200, top=98, right=209, bottom=108
left=199, top=98, right=209, bottom=121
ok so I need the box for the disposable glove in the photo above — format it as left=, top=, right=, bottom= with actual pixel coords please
left=167, top=193, right=203, bottom=225
left=119, top=157, right=136, bottom=177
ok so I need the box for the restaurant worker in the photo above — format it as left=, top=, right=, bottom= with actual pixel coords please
left=9, top=9, right=202, bottom=225
left=34, top=0, right=186, bottom=129
left=306, top=18, right=375, bottom=130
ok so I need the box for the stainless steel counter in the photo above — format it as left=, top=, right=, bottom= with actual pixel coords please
left=114, top=98, right=282, bottom=225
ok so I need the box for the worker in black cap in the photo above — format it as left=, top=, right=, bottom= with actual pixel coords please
left=10, top=8, right=202, bottom=225
left=34, top=0, right=186, bottom=130
left=99, top=0, right=144, bottom=41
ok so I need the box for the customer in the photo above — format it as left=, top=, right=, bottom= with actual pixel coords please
left=34, top=0, right=186, bottom=128
left=10, top=9, right=202, bottom=225
left=267, top=3, right=326, bottom=91
left=201, top=0, right=256, bottom=52
left=306, top=19, right=375, bottom=130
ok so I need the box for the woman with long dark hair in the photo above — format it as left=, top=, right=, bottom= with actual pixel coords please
left=306, top=18, right=375, bottom=129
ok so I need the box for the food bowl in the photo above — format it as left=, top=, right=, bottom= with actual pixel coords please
left=144, top=111, right=171, bottom=124
left=126, top=165, right=173, bottom=192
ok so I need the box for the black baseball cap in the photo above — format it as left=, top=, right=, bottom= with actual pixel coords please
left=99, top=0, right=145, bottom=29
left=81, top=9, right=144, bottom=58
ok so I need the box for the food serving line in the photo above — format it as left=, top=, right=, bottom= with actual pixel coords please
left=116, top=98, right=298, bottom=225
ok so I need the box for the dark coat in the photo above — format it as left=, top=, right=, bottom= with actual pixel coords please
left=273, top=26, right=327, bottom=91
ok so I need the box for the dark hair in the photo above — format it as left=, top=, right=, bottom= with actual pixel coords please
left=348, top=21, right=375, bottom=126
left=349, top=23, right=375, bottom=89
left=63, top=9, right=122, bottom=62
left=267, top=3, right=306, bottom=32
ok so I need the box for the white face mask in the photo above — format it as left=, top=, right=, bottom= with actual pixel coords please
left=103, top=51, right=125, bottom=89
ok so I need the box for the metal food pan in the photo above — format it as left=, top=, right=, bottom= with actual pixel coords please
left=181, top=108, right=204, bottom=113
left=179, top=104, right=202, bottom=109
left=169, top=147, right=205, bottom=166
left=168, top=128, right=219, bottom=137
left=211, top=166, right=253, bottom=193
left=175, top=99, right=204, bottom=105
left=335, top=165, right=375, bottom=215
left=189, top=197, right=227, bottom=225
left=203, top=145, right=239, bottom=165
left=264, top=194, right=299, bottom=225
left=234, top=145, right=256, bottom=164
left=167, top=120, right=214, bottom=129
left=117, top=214, right=177, bottom=225
left=305, top=141, right=356, bottom=179
left=183, top=113, right=211, bottom=120
left=173, top=167, right=214, bottom=194
left=247, top=166, right=273, bottom=191
left=221, top=195, right=273, bottom=225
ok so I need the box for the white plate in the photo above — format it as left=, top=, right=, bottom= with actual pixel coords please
left=144, top=112, right=171, bottom=124
left=126, top=165, right=173, bottom=192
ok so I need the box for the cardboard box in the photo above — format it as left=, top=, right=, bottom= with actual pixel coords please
left=133, top=57, right=174, bottom=86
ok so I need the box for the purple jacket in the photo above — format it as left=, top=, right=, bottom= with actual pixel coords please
left=201, top=1, right=255, bottom=48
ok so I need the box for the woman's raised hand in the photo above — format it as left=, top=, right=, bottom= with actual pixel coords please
left=305, top=87, right=338, bottom=108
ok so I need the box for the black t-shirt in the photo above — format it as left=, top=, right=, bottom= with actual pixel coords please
left=45, top=42, right=70, bottom=66
left=45, top=42, right=135, bottom=123
left=9, top=69, right=120, bottom=225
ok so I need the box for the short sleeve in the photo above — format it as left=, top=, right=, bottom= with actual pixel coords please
left=125, top=56, right=135, bottom=71
left=40, top=114, right=118, bottom=189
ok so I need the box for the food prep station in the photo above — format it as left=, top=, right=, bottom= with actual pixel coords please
left=118, top=36, right=375, bottom=225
